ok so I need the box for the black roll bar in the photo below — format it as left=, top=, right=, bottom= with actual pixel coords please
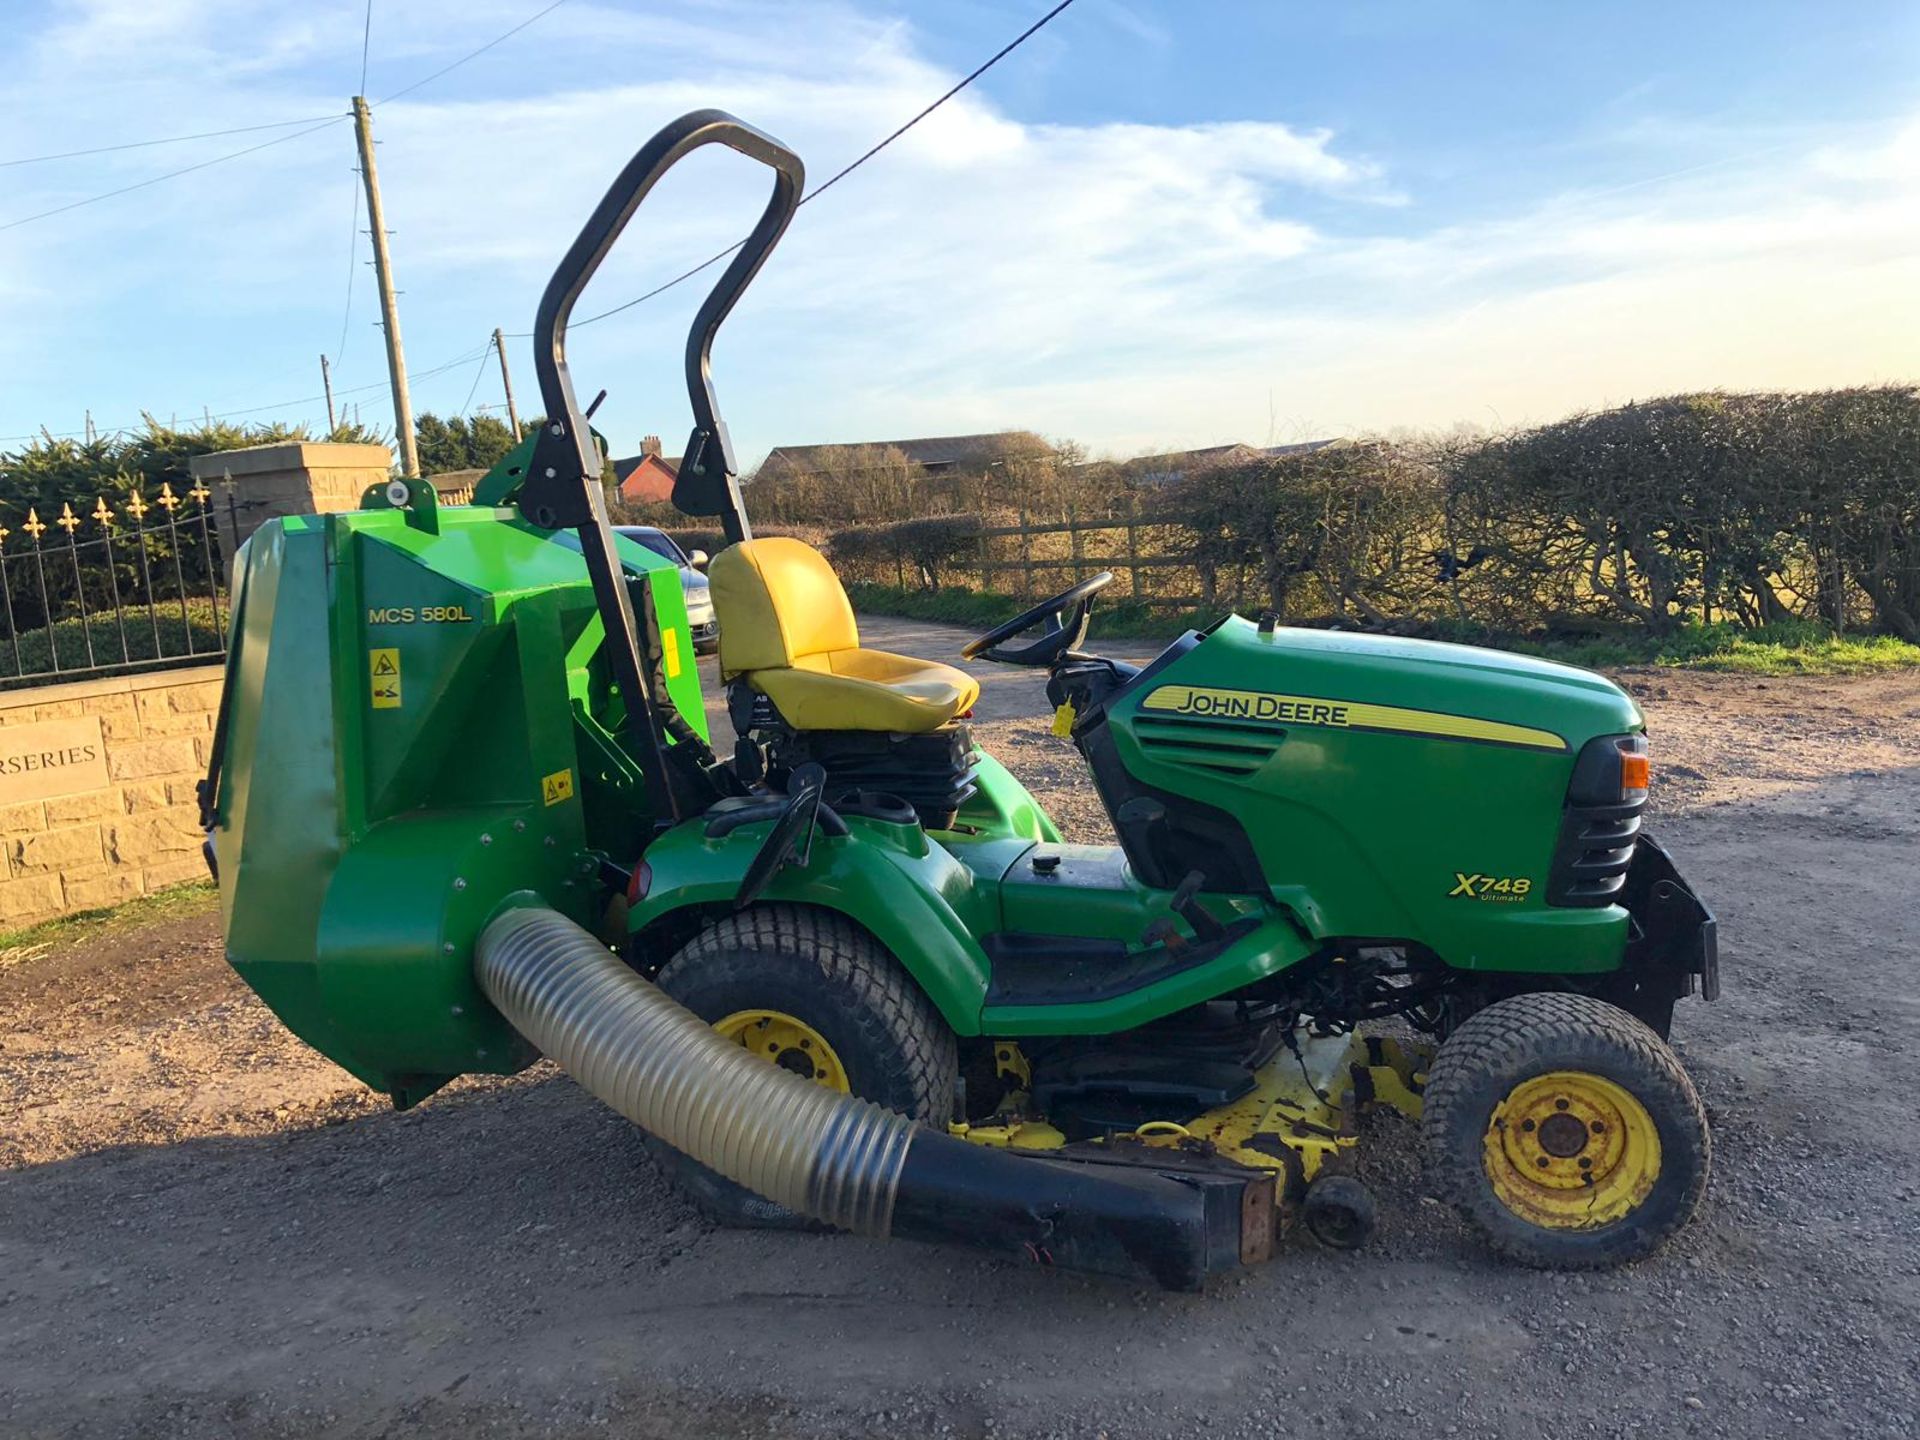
left=518, top=108, right=803, bottom=544
left=514, top=109, right=804, bottom=825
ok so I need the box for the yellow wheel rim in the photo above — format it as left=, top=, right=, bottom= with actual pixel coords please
left=713, top=1009, right=851, bottom=1093
left=1483, top=1070, right=1661, bottom=1229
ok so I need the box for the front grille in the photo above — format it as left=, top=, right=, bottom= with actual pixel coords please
left=1546, top=800, right=1643, bottom=905
left=1133, top=715, right=1282, bottom=777
left=1546, top=734, right=1647, bottom=906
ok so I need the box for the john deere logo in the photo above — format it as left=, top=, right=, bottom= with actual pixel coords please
left=1145, top=686, right=1350, bottom=727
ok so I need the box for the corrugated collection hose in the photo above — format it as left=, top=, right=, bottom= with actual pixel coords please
left=475, top=903, right=1264, bottom=1288
left=476, top=904, right=916, bottom=1235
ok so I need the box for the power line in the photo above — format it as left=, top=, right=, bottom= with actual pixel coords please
left=0, top=0, right=571, bottom=233
left=372, top=0, right=569, bottom=106
left=524, top=0, right=1077, bottom=335
left=457, top=340, right=495, bottom=418
left=804, top=0, right=1076, bottom=208
left=0, top=343, right=494, bottom=444
left=359, top=0, right=375, bottom=96
left=332, top=172, right=362, bottom=370
left=0, top=115, right=345, bottom=170
left=0, top=115, right=349, bottom=234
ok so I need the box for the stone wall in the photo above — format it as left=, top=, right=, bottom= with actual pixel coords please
left=0, top=665, right=224, bottom=928
left=190, top=440, right=393, bottom=553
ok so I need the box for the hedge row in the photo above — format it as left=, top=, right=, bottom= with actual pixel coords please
left=801, top=387, right=1920, bottom=640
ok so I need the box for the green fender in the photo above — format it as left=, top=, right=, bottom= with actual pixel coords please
left=627, top=814, right=1000, bottom=1035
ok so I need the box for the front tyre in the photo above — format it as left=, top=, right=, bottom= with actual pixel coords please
left=1422, top=992, right=1709, bottom=1267
left=649, top=905, right=958, bottom=1229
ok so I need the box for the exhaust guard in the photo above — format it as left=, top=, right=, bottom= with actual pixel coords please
left=475, top=904, right=1269, bottom=1290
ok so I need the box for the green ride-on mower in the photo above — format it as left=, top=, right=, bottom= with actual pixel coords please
left=202, top=111, right=1719, bottom=1290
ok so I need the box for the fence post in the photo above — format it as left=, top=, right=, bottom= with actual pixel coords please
left=92, top=498, right=130, bottom=666
left=1125, top=494, right=1141, bottom=601
left=1068, top=501, right=1084, bottom=582
left=1019, top=510, right=1035, bottom=597
left=976, top=529, right=989, bottom=592
left=57, top=504, right=99, bottom=669
left=0, top=523, right=20, bottom=677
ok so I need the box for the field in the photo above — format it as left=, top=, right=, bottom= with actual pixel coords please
left=1, top=616, right=1917, bottom=1438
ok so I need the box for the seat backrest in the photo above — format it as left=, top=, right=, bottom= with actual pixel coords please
left=709, top=537, right=859, bottom=675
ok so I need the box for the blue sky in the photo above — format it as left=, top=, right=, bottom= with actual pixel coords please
left=2, top=0, right=1916, bottom=465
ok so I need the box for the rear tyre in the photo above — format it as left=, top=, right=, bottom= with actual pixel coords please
left=1422, top=991, right=1709, bottom=1268
left=648, top=905, right=958, bottom=1230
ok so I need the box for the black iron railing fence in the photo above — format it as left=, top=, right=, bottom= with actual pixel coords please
left=0, top=478, right=250, bottom=685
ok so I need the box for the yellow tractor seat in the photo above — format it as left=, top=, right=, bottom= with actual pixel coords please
left=708, top=537, right=979, bottom=733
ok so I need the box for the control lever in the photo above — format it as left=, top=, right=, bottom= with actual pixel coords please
left=1170, top=870, right=1227, bottom=943
left=734, top=762, right=839, bottom=910
left=1142, top=870, right=1227, bottom=952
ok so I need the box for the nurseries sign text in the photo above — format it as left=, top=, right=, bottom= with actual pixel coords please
left=0, top=717, right=111, bottom=806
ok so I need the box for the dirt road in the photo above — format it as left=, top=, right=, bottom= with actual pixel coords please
left=3, top=618, right=1918, bottom=1439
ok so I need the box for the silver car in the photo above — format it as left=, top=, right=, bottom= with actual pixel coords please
left=615, top=526, right=718, bottom=654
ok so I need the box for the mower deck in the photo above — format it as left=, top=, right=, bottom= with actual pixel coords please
left=954, top=1028, right=1431, bottom=1206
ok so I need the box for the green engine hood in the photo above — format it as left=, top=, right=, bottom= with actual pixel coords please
left=1150, top=619, right=1643, bottom=750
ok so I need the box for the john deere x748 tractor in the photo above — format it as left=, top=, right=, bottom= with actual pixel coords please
left=204, top=112, right=1719, bottom=1290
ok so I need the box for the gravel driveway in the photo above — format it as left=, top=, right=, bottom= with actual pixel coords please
left=2, top=616, right=1917, bottom=1439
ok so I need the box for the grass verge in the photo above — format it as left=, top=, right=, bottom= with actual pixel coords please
left=0, top=880, right=217, bottom=965
left=1502, top=620, right=1920, bottom=675
left=846, top=585, right=1920, bottom=677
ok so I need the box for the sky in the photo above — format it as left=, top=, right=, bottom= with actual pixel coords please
left=1, top=0, right=1916, bottom=466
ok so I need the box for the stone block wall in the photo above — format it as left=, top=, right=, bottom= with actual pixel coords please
left=0, top=665, right=225, bottom=927
left=189, top=440, right=394, bottom=554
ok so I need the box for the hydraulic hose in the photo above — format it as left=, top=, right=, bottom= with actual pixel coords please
left=475, top=904, right=1267, bottom=1288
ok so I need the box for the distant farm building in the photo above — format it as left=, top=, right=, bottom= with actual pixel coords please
left=1122, top=439, right=1347, bottom=486
left=754, top=431, right=1055, bottom=487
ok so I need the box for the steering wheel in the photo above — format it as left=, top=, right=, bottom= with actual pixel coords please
left=961, top=573, right=1114, bottom=667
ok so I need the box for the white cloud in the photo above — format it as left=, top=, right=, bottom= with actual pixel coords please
left=0, top=0, right=1914, bottom=458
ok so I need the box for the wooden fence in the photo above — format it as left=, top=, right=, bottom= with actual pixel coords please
left=851, top=499, right=1306, bottom=613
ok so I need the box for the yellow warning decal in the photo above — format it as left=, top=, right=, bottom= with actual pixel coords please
left=541, top=769, right=575, bottom=806
left=661, top=626, right=682, bottom=680
left=369, top=648, right=402, bottom=709
left=1140, top=684, right=1565, bottom=752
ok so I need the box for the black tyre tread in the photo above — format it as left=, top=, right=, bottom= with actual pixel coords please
left=649, top=904, right=957, bottom=1228
left=1423, top=991, right=1709, bottom=1268
left=660, top=905, right=957, bottom=1115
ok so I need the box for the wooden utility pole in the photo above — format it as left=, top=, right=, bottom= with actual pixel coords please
left=492, top=328, right=522, bottom=439
left=320, top=354, right=337, bottom=432
left=351, top=96, right=418, bottom=476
